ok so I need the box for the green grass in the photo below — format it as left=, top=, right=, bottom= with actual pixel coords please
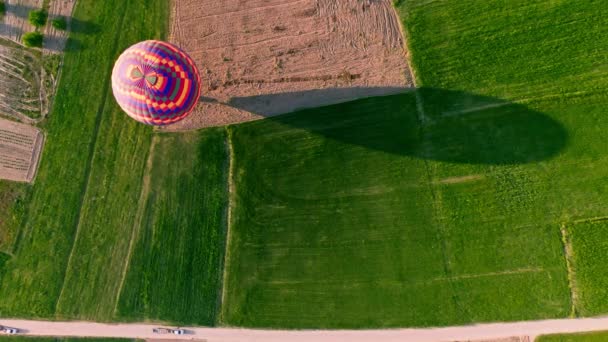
left=566, top=221, right=608, bottom=316
left=0, top=0, right=168, bottom=320
left=537, top=331, right=608, bottom=342
left=115, top=129, right=228, bottom=325
left=0, top=181, right=28, bottom=253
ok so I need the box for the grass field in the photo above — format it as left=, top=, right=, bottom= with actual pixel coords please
left=0, top=0, right=168, bottom=320
left=115, top=129, right=228, bottom=325
left=221, top=92, right=570, bottom=328
left=220, top=0, right=608, bottom=329
left=0, top=0, right=227, bottom=325
left=537, top=331, right=608, bottom=342
left=566, top=221, right=608, bottom=316
left=0, top=180, right=28, bottom=252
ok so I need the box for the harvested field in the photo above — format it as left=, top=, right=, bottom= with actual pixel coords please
left=165, top=0, right=413, bottom=130
left=0, top=117, right=44, bottom=183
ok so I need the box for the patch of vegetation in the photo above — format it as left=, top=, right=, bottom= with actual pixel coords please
left=537, top=331, right=608, bottom=342
left=51, top=16, right=68, bottom=30
left=28, top=9, right=48, bottom=28
left=0, top=181, right=28, bottom=253
left=0, top=0, right=168, bottom=319
left=566, top=221, right=608, bottom=316
left=116, top=129, right=228, bottom=326
left=0, top=1, right=6, bottom=16
left=22, top=32, right=43, bottom=48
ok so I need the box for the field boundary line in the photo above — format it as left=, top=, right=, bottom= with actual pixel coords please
left=573, top=215, right=608, bottom=224
left=54, top=1, right=130, bottom=314
left=112, top=134, right=158, bottom=316
left=441, top=102, right=510, bottom=118
left=559, top=223, right=578, bottom=317
left=390, top=3, right=430, bottom=124
left=218, top=127, right=236, bottom=325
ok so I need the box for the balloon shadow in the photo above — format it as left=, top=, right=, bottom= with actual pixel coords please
left=227, top=87, right=568, bottom=165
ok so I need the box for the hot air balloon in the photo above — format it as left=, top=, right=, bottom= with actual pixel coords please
left=111, top=40, right=201, bottom=126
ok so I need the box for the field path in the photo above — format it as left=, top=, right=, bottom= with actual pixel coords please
left=5, top=317, right=608, bottom=341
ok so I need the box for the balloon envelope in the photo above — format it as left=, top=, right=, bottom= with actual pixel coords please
left=111, top=40, right=201, bottom=126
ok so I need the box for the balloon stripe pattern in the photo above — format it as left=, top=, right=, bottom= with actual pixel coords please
left=111, top=40, right=201, bottom=126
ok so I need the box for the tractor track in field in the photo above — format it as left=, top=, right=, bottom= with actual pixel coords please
left=112, top=134, right=158, bottom=316
left=217, top=127, right=236, bottom=324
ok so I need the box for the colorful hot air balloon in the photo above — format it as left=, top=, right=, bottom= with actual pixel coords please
left=111, top=40, right=201, bottom=126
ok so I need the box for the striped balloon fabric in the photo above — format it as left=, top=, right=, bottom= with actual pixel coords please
left=111, top=40, right=201, bottom=126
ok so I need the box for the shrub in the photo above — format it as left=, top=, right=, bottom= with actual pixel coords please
left=51, top=16, right=67, bottom=30
left=0, top=2, right=5, bottom=16
left=22, top=31, right=43, bottom=48
left=28, top=9, right=48, bottom=28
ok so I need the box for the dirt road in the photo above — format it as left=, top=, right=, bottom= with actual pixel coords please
left=3, top=317, right=608, bottom=342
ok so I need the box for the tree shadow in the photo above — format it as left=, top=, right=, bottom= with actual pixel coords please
left=2, top=3, right=99, bottom=35
left=67, top=17, right=100, bottom=35
left=0, top=23, right=23, bottom=37
left=227, top=87, right=568, bottom=165
left=44, top=36, right=83, bottom=52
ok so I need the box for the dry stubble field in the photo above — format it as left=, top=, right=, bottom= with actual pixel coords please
left=165, top=0, right=413, bottom=130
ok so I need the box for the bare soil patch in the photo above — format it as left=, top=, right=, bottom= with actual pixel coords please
left=0, top=117, right=44, bottom=183
left=164, top=0, right=413, bottom=131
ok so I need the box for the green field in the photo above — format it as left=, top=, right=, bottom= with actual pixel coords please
left=537, top=331, right=608, bottom=342
left=566, top=221, right=608, bottom=316
left=0, top=0, right=228, bottom=323
left=115, top=129, right=228, bottom=325
left=2, top=0, right=608, bottom=331
left=220, top=0, right=608, bottom=328
left=0, top=0, right=224, bottom=323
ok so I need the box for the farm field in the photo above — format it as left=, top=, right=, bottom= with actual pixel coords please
left=0, top=0, right=169, bottom=320
left=564, top=221, right=608, bottom=317
left=115, top=129, right=228, bottom=326
left=165, top=0, right=412, bottom=130
left=537, top=331, right=608, bottom=342
left=220, top=0, right=608, bottom=329
left=221, top=92, right=570, bottom=328
left=0, top=118, right=44, bottom=183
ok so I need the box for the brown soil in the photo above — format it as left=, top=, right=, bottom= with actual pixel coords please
left=0, top=117, right=44, bottom=183
left=163, top=0, right=413, bottom=131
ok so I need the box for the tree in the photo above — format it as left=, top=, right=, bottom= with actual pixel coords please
left=51, top=16, right=67, bottom=30
left=22, top=31, right=43, bottom=48
left=0, top=2, right=6, bottom=16
left=28, top=9, right=48, bottom=28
